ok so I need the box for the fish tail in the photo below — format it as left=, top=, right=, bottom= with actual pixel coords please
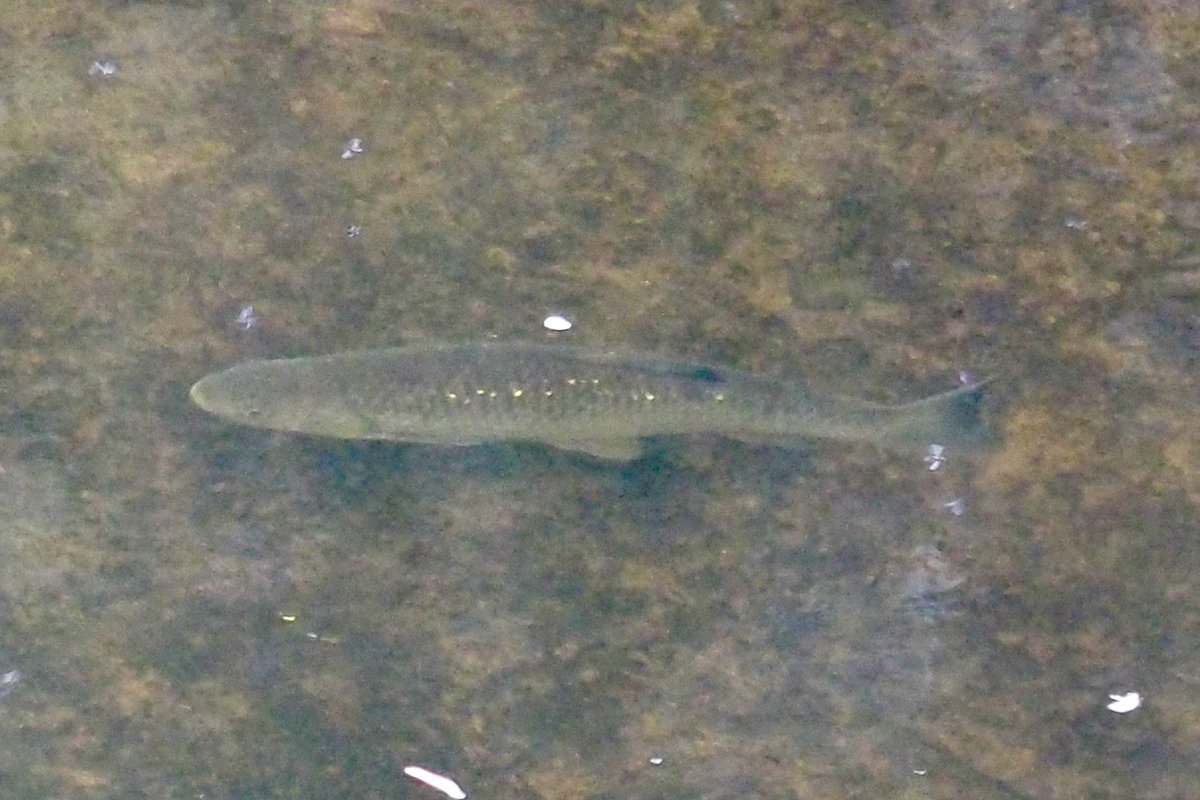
left=883, top=379, right=994, bottom=450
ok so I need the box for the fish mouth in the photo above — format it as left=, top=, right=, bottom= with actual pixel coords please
left=189, top=376, right=217, bottom=411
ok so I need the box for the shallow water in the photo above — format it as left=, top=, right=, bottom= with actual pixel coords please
left=0, top=1, right=1197, bottom=798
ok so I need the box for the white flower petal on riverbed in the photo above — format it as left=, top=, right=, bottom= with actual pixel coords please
left=1107, top=691, right=1141, bottom=713
left=404, top=766, right=467, bottom=799
left=235, top=305, right=259, bottom=330
left=88, top=59, right=119, bottom=78
left=923, top=443, right=946, bottom=471
left=543, top=314, right=573, bottom=332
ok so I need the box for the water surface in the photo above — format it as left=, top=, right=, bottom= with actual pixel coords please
left=0, top=1, right=1197, bottom=798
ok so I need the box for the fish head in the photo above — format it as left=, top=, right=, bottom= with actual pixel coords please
left=190, top=358, right=373, bottom=438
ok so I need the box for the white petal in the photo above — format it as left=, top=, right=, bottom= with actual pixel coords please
left=1106, top=692, right=1141, bottom=713
left=543, top=314, right=573, bottom=332
left=404, top=766, right=467, bottom=799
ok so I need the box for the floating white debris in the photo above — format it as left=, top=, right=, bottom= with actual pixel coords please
left=923, top=444, right=946, bottom=471
left=1107, top=691, right=1141, bottom=714
left=88, top=59, right=119, bottom=78
left=943, top=497, right=966, bottom=516
left=404, top=766, right=467, bottom=799
left=957, top=369, right=976, bottom=386
left=543, top=314, right=573, bottom=332
left=341, top=137, right=365, bottom=159
left=235, top=305, right=259, bottom=330
left=912, top=768, right=927, bottom=776
left=649, top=756, right=664, bottom=765
left=0, top=669, right=19, bottom=699
left=345, top=224, right=362, bottom=238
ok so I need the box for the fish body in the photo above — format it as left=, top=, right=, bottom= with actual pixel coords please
left=190, top=342, right=990, bottom=460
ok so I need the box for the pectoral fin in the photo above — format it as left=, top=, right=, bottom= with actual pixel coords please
left=549, top=437, right=643, bottom=461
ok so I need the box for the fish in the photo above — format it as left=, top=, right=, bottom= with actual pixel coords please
left=189, top=342, right=992, bottom=461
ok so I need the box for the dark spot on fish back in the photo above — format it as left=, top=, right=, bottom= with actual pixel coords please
left=689, top=366, right=725, bottom=383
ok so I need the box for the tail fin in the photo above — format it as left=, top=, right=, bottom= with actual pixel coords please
left=884, top=379, right=994, bottom=451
